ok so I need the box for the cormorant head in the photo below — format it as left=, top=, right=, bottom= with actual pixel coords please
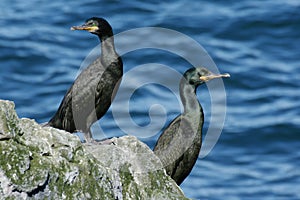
left=184, top=67, right=230, bottom=87
left=71, top=17, right=113, bottom=39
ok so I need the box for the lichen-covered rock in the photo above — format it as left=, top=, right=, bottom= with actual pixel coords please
left=0, top=100, right=190, bottom=200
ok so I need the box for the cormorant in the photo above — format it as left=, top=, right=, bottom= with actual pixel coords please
left=153, top=67, right=229, bottom=185
left=47, top=17, right=123, bottom=142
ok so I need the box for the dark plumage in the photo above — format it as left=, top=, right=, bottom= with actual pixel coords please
left=153, top=67, right=229, bottom=185
left=47, top=17, right=123, bottom=142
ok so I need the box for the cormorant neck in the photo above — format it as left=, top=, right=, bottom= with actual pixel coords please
left=98, top=31, right=113, bottom=42
left=179, top=78, right=202, bottom=114
left=99, top=35, right=118, bottom=63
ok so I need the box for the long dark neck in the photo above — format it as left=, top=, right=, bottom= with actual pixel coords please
left=179, top=78, right=204, bottom=147
left=179, top=78, right=202, bottom=115
left=98, top=34, right=119, bottom=64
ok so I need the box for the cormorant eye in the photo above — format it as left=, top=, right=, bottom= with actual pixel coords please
left=86, top=21, right=96, bottom=26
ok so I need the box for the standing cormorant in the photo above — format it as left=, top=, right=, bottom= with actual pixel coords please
left=153, top=67, right=229, bottom=185
left=47, top=17, right=123, bottom=142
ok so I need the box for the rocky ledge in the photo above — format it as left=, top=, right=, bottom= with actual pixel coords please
left=0, top=100, right=189, bottom=200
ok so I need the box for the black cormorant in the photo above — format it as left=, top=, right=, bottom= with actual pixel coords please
left=153, top=67, right=229, bottom=185
left=47, top=17, right=123, bottom=142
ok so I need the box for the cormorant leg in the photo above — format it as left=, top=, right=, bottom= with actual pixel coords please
left=98, top=138, right=115, bottom=145
left=84, top=131, right=94, bottom=143
left=84, top=131, right=114, bottom=145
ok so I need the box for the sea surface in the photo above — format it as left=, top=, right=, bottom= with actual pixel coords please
left=1, top=0, right=299, bottom=199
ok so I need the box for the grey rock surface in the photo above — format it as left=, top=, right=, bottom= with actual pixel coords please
left=0, top=100, right=190, bottom=200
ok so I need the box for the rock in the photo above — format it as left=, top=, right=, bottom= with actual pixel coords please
left=0, top=100, right=190, bottom=200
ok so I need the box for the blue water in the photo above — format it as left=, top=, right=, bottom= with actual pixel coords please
left=1, top=1, right=300, bottom=199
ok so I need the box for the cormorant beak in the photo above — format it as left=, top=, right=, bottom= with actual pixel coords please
left=70, top=25, right=99, bottom=32
left=200, top=72, right=230, bottom=82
